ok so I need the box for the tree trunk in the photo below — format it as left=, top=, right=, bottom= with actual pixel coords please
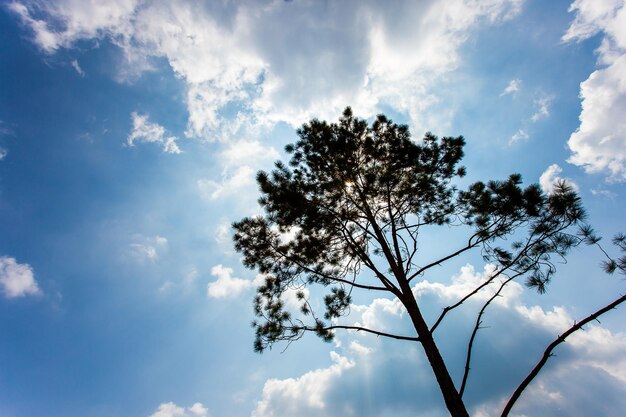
left=400, top=283, right=470, bottom=417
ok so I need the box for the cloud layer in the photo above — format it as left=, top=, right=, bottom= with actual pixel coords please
left=8, top=0, right=523, bottom=140
left=251, top=264, right=626, bottom=417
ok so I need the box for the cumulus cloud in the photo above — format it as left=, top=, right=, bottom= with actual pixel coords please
left=563, top=0, right=626, bottom=181
left=0, top=256, right=41, bottom=298
left=207, top=264, right=262, bottom=299
left=8, top=0, right=524, bottom=140
left=129, top=235, right=168, bottom=262
left=539, top=163, right=579, bottom=194
left=252, top=263, right=626, bottom=417
left=127, top=112, right=181, bottom=154
left=149, top=402, right=208, bottom=417
left=500, top=78, right=521, bottom=96
left=253, top=351, right=355, bottom=417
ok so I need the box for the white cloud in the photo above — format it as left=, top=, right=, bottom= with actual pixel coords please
left=9, top=0, right=524, bottom=140
left=220, top=140, right=279, bottom=169
left=188, top=403, right=209, bottom=417
left=0, top=147, right=7, bottom=160
left=562, top=0, right=626, bottom=60
left=566, top=56, right=626, bottom=181
left=253, top=351, right=355, bottom=417
left=197, top=166, right=255, bottom=201
left=591, top=188, right=617, bottom=198
left=71, top=59, right=85, bottom=76
left=127, top=112, right=181, bottom=154
left=252, top=263, right=626, bottom=417
left=7, top=0, right=138, bottom=53
left=159, top=266, right=199, bottom=294
left=149, top=402, right=209, bottom=417
left=215, top=222, right=231, bottom=245
left=0, top=256, right=41, bottom=298
left=530, top=93, right=553, bottom=122
left=197, top=139, right=279, bottom=203
left=509, top=129, right=529, bottom=145
left=539, top=163, right=579, bottom=194
left=129, top=235, right=168, bottom=262
left=500, top=78, right=521, bottom=96
left=563, top=0, right=626, bottom=181
left=207, top=264, right=261, bottom=299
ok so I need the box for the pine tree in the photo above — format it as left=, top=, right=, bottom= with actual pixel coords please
left=233, top=108, right=612, bottom=416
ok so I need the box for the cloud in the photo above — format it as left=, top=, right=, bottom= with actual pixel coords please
left=253, top=351, right=355, bottom=417
left=6, top=0, right=139, bottom=53
left=159, top=266, right=199, bottom=294
left=8, top=0, right=524, bottom=140
left=214, top=222, right=231, bottom=245
left=129, top=235, right=168, bottom=262
left=500, top=78, right=521, bottom=96
left=530, top=93, right=553, bottom=122
left=566, top=56, right=626, bottom=181
left=71, top=59, right=85, bottom=76
left=220, top=139, right=279, bottom=168
left=563, top=0, right=626, bottom=181
left=197, top=166, right=255, bottom=201
left=0, top=256, right=41, bottom=298
left=539, top=163, right=579, bottom=194
left=207, top=264, right=261, bottom=299
left=197, top=138, right=279, bottom=204
left=591, top=188, right=617, bottom=198
left=197, top=138, right=280, bottom=204
left=252, top=263, right=626, bottom=417
left=127, top=112, right=181, bottom=154
left=149, top=402, right=209, bottom=417
left=0, top=147, right=7, bottom=160
left=509, top=129, right=529, bottom=145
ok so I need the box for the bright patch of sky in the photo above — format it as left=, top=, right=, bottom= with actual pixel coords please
left=0, top=1, right=625, bottom=416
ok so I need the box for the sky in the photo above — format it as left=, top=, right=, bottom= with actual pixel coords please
left=1, top=0, right=626, bottom=416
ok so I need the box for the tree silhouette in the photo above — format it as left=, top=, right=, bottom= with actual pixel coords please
left=233, top=108, right=623, bottom=416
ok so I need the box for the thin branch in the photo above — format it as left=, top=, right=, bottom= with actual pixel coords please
left=430, top=262, right=517, bottom=333
left=300, top=324, right=421, bottom=342
left=459, top=275, right=516, bottom=397
left=405, top=219, right=508, bottom=283
left=500, top=292, right=626, bottom=417
left=430, top=225, right=552, bottom=333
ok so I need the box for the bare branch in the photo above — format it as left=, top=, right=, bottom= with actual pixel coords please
left=501, top=293, right=626, bottom=417
left=459, top=275, right=516, bottom=396
left=300, top=324, right=421, bottom=342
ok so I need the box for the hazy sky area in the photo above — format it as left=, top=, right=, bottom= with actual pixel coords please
left=1, top=1, right=626, bottom=416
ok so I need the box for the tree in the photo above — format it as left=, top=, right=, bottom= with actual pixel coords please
left=233, top=108, right=625, bottom=416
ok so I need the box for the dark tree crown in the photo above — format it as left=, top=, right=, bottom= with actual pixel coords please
left=233, top=107, right=586, bottom=352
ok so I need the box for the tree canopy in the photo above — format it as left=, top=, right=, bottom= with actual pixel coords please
left=232, top=108, right=614, bottom=417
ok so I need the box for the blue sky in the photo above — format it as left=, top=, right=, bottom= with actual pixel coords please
left=1, top=1, right=625, bottom=416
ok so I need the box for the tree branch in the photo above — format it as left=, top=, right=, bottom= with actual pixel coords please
left=500, top=292, right=626, bottom=417
left=459, top=275, right=516, bottom=397
left=300, top=324, right=421, bottom=342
